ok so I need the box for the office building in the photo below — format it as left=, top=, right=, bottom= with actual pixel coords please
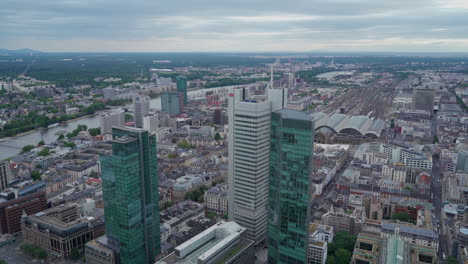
left=143, top=114, right=159, bottom=132
left=0, top=190, right=47, bottom=234
left=133, top=96, right=150, bottom=128
left=103, top=87, right=117, bottom=100
left=0, top=161, right=11, bottom=192
left=101, top=127, right=161, bottom=264
left=176, top=75, right=188, bottom=105
left=228, top=87, right=287, bottom=244
left=268, top=109, right=314, bottom=264
left=161, top=92, right=184, bottom=116
left=156, top=221, right=254, bottom=264
left=100, top=109, right=125, bottom=135
left=413, top=88, right=434, bottom=113
left=457, top=150, right=468, bottom=172
left=22, top=203, right=105, bottom=260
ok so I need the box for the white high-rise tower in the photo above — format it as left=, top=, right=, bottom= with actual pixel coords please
left=227, top=86, right=287, bottom=244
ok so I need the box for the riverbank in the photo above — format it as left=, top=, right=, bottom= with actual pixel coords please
left=0, top=113, right=98, bottom=143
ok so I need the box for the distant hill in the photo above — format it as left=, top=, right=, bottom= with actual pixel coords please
left=0, top=48, right=42, bottom=54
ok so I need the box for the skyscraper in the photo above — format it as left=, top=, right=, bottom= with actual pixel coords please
left=133, top=96, right=150, bottom=128
left=228, top=87, right=287, bottom=244
left=0, top=161, right=11, bottom=192
left=176, top=75, right=188, bottom=105
left=100, top=109, right=125, bottom=135
left=268, top=109, right=314, bottom=264
left=161, top=92, right=184, bottom=116
left=101, top=127, right=160, bottom=264
left=413, top=88, right=434, bottom=113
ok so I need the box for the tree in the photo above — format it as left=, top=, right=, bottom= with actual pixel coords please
left=31, top=171, right=42, bottom=181
left=88, top=128, right=101, bottom=136
left=70, top=248, right=81, bottom=260
left=37, top=140, right=45, bottom=146
left=21, top=145, right=35, bottom=153
left=177, top=140, right=195, bottom=150
left=335, top=248, right=352, bottom=264
left=90, top=171, right=98, bottom=179
left=125, top=113, right=133, bottom=122
left=162, top=201, right=174, bottom=210
left=214, top=133, right=221, bottom=141
left=447, top=256, right=457, bottom=264
left=433, top=135, right=439, bottom=144
left=57, top=134, right=65, bottom=140
left=325, top=256, right=336, bottom=264
left=167, top=153, right=179, bottom=159
left=37, top=148, right=50, bottom=156
left=64, top=142, right=76, bottom=148
left=391, top=212, right=410, bottom=222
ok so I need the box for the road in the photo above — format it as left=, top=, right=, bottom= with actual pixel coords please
left=430, top=117, right=446, bottom=264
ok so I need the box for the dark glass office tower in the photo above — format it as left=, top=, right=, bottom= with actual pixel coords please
left=101, top=127, right=160, bottom=264
left=176, top=75, right=188, bottom=105
left=268, top=109, right=314, bottom=264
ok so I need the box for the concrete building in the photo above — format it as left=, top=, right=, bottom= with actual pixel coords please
left=457, top=150, right=468, bottom=172
left=103, top=87, right=117, bottom=100
left=161, top=92, right=184, bottom=116
left=228, top=87, right=287, bottom=244
left=308, top=240, right=327, bottom=264
left=100, top=109, right=125, bottom=135
left=22, top=203, right=105, bottom=259
left=85, top=235, right=117, bottom=264
left=0, top=161, right=11, bottom=192
left=156, top=221, right=255, bottom=264
left=143, top=113, right=159, bottom=132
left=133, top=95, right=150, bottom=128
left=413, top=88, right=434, bottom=113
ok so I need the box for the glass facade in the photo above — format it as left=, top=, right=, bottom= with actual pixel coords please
left=268, top=110, right=314, bottom=264
left=176, top=75, right=188, bottom=105
left=101, top=127, right=160, bottom=264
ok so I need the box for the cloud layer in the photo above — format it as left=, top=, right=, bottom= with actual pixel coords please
left=1, top=0, right=468, bottom=52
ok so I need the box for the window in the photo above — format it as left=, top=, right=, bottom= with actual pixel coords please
left=418, top=254, right=433, bottom=263
left=359, top=242, right=374, bottom=251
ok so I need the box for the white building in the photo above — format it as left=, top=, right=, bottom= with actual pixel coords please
left=228, top=87, right=287, bottom=244
left=143, top=114, right=159, bottom=132
left=100, top=109, right=125, bottom=135
left=204, top=184, right=228, bottom=215
left=308, top=240, right=327, bottom=264
left=133, top=96, right=150, bottom=128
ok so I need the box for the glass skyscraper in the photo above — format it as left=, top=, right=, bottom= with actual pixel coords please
left=268, top=109, right=314, bottom=264
left=176, top=75, right=188, bottom=105
left=101, top=127, right=161, bottom=264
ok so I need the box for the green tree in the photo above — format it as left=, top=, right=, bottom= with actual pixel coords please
left=21, top=145, right=35, bottom=153
left=335, top=248, right=352, bottom=264
left=70, top=248, right=81, bottom=260
left=37, top=140, right=45, bottom=146
left=162, top=201, right=174, bottom=210
left=325, top=256, right=336, bottom=264
left=214, top=132, right=221, bottom=141
left=125, top=113, right=133, bottom=122
left=57, top=134, right=65, bottom=140
left=88, top=128, right=101, bottom=136
left=64, top=142, right=76, bottom=148
left=37, top=148, right=50, bottom=156
left=177, top=140, right=195, bottom=150
left=167, top=153, right=179, bottom=159
left=31, top=171, right=42, bottom=181
left=391, top=212, right=410, bottom=222
left=433, top=135, right=439, bottom=144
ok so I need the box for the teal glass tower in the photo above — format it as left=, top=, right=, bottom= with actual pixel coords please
left=268, top=109, right=314, bottom=264
left=101, top=127, right=161, bottom=264
left=176, top=75, right=188, bottom=105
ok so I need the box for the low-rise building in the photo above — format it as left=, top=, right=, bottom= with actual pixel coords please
left=85, top=235, right=117, bottom=264
left=204, top=184, right=228, bottom=215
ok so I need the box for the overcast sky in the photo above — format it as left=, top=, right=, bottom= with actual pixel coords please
left=2, top=0, right=468, bottom=52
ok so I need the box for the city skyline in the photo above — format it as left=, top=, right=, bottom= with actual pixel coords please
left=2, top=0, right=468, bottom=52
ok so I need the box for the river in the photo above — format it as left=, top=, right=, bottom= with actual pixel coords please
left=0, top=85, right=243, bottom=160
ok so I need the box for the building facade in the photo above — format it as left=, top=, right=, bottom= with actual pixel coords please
left=268, top=109, right=314, bottom=264
left=100, top=109, right=125, bottom=135
left=161, top=92, right=184, bottom=116
left=101, top=127, right=161, bottom=264
left=133, top=96, right=150, bottom=128
left=176, top=75, right=188, bottom=105
left=0, top=161, right=11, bottom=192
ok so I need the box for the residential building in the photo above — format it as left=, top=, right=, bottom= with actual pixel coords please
left=204, top=184, right=228, bottom=215
left=85, top=235, right=117, bottom=264
left=268, top=109, right=314, bottom=264
left=228, top=87, right=287, bottom=244
left=176, top=75, right=188, bottom=105
left=161, top=92, right=184, bottom=116
left=0, top=161, right=11, bottom=192
left=22, top=203, right=105, bottom=259
left=156, top=221, right=255, bottom=264
left=101, top=127, right=161, bottom=264
left=133, top=96, right=150, bottom=128
left=100, top=109, right=125, bottom=135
